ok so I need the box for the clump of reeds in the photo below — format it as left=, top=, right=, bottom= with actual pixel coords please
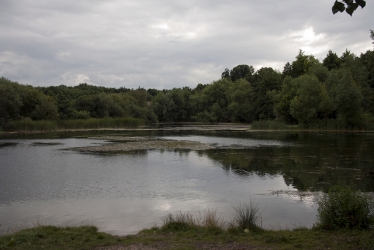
left=161, top=204, right=262, bottom=233
left=11, top=119, right=57, bottom=132
left=231, top=201, right=263, bottom=231
left=251, top=120, right=287, bottom=130
left=5, top=117, right=145, bottom=132
left=57, top=117, right=144, bottom=129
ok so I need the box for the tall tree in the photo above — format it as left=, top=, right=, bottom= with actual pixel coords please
left=323, top=50, right=341, bottom=70
left=229, top=64, right=255, bottom=82
left=283, top=50, right=320, bottom=78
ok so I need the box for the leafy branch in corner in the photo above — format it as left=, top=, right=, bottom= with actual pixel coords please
left=332, top=0, right=366, bottom=16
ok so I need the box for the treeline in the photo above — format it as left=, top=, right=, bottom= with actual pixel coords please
left=1, top=48, right=374, bottom=131
left=152, top=48, right=374, bottom=130
left=0, top=80, right=156, bottom=130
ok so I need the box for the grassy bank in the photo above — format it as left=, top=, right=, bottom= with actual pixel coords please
left=1, top=224, right=374, bottom=249
left=5, top=117, right=145, bottom=132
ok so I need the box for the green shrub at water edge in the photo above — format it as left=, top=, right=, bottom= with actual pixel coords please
left=315, top=185, right=374, bottom=230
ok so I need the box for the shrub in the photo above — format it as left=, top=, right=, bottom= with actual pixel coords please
left=315, top=185, right=374, bottom=230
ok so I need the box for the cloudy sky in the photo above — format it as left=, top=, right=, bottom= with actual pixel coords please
left=0, top=1, right=373, bottom=90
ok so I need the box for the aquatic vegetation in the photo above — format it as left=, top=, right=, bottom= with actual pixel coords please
left=0, top=142, right=18, bottom=148
left=69, top=139, right=214, bottom=153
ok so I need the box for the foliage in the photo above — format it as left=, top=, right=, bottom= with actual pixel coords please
left=315, top=185, right=374, bottom=230
left=283, top=50, right=319, bottom=78
left=323, top=50, right=341, bottom=71
left=332, top=0, right=366, bottom=16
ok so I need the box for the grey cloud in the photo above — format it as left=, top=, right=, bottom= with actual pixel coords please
left=0, top=0, right=373, bottom=89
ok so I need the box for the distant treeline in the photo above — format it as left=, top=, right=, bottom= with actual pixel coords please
left=1, top=48, right=374, bottom=131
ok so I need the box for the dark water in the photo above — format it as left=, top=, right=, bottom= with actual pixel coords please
left=0, top=130, right=373, bottom=235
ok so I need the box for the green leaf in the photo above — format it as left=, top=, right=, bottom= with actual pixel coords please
left=355, top=0, right=366, bottom=8
left=332, top=1, right=345, bottom=14
left=346, top=3, right=358, bottom=16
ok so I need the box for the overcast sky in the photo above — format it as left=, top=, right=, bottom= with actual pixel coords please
left=0, top=1, right=373, bottom=90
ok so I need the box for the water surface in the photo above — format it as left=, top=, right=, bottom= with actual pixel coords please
left=0, top=131, right=373, bottom=235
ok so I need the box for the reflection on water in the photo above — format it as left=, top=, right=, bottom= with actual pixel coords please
left=0, top=131, right=373, bottom=235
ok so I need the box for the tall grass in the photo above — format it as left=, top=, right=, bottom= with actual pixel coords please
left=161, top=209, right=226, bottom=232
left=232, top=202, right=263, bottom=231
left=161, top=204, right=262, bottom=233
left=57, top=117, right=144, bottom=130
left=5, top=117, right=145, bottom=132
left=251, top=120, right=288, bottom=130
left=11, top=119, right=58, bottom=132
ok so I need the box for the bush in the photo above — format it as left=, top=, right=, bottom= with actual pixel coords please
left=315, top=185, right=374, bottom=230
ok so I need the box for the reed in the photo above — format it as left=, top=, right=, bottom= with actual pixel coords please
left=11, top=119, right=57, bottom=132
left=251, top=120, right=288, bottom=130
left=57, top=117, right=144, bottom=129
left=161, top=205, right=261, bottom=233
left=5, top=117, right=145, bottom=132
left=231, top=202, right=263, bottom=231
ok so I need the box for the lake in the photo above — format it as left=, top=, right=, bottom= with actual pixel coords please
left=0, top=129, right=373, bottom=235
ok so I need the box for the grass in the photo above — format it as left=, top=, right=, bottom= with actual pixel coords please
left=2, top=224, right=374, bottom=249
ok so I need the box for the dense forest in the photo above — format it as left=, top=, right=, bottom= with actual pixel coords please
left=1, top=46, right=374, bottom=131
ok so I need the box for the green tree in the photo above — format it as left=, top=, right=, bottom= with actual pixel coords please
left=251, top=67, right=283, bottom=120
left=308, top=64, right=329, bottom=82
left=284, top=50, right=320, bottom=78
left=323, top=50, right=341, bottom=70
left=326, top=69, right=364, bottom=129
left=221, top=68, right=230, bottom=80
left=229, top=64, right=255, bottom=82
left=30, top=95, right=59, bottom=120
left=227, top=79, right=256, bottom=122
left=0, top=78, right=22, bottom=128
left=192, top=79, right=230, bottom=122
left=360, top=50, right=374, bottom=91
left=289, top=75, right=332, bottom=125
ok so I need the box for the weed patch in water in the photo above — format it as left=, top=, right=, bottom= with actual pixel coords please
left=0, top=142, right=17, bottom=148
left=31, top=142, right=63, bottom=146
